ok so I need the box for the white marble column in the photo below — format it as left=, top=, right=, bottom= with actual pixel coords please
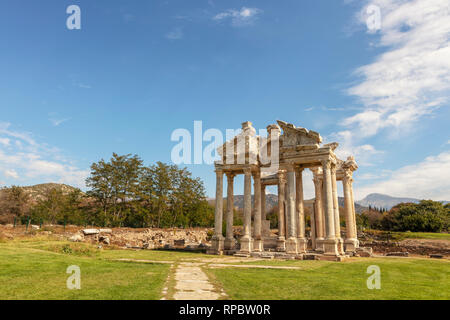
left=224, top=173, right=236, bottom=250
left=240, top=168, right=253, bottom=253
left=322, top=160, right=339, bottom=256
left=253, top=171, right=263, bottom=252
left=276, top=170, right=286, bottom=251
left=295, top=167, right=307, bottom=253
left=331, top=165, right=344, bottom=255
left=285, top=167, right=298, bottom=254
left=211, top=169, right=224, bottom=253
left=313, top=173, right=325, bottom=251
left=343, top=172, right=359, bottom=252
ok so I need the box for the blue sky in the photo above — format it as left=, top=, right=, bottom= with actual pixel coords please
left=0, top=0, right=449, bottom=200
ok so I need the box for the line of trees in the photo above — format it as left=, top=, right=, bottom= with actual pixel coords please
left=0, top=153, right=215, bottom=228
left=356, top=200, right=450, bottom=232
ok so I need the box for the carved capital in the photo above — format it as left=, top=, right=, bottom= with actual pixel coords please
left=243, top=167, right=252, bottom=176
left=226, top=172, right=236, bottom=182
left=278, top=170, right=287, bottom=184
left=321, top=160, right=331, bottom=170
left=215, top=169, right=223, bottom=176
left=252, top=170, right=261, bottom=179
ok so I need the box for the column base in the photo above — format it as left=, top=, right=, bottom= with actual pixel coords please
left=253, top=238, right=264, bottom=252
left=315, top=237, right=325, bottom=252
left=209, top=235, right=224, bottom=255
left=276, top=236, right=286, bottom=252
left=239, top=236, right=253, bottom=253
left=296, top=237, right=307, bottom=253
left=337, top=237, right=345, bottom=255
left=344, top=238, right=359, bottom=253
left=224, top=237, right=236, bottom=250
left=323, top=238, right=339, bottom=256
left=286, top=237, right=298, bottom=254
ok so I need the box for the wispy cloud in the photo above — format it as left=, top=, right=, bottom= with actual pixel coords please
left=344, top=0, right=450, bottom=138
left=213, top=7, right=263, bottom=27
left=76, top=83, right=92, bottom=89
left=0, top=122, right=88, bottom=188
left=165, top=27, right=183, bottom=40
left=49, top=117, right=70, bottom=127
left=356, top=151, right=450, bottom=200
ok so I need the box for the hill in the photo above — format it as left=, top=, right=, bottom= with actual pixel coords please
left=0, top=183, right=81, bottom=203
left=356, top=193, right=450, bottom=210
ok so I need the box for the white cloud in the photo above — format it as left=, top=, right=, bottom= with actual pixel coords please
left=213, top=7, right=262, bottom=27
left=165, top=27, right=183, bottom=40
left=49, top=118, right=70, bottom=127
left=0, top=138, right=10, bottom=146
left=345, top=0, right=450, bottom=137
left=4, top=169, right=18, bottom=179
left=0, top=123, right=88, bottom=189
left=328, top=130, right=383, bottom=166
left=356, top=151, right=450, bottom=200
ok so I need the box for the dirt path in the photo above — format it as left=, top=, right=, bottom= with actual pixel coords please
left=172, top=262, right=226, bottom=300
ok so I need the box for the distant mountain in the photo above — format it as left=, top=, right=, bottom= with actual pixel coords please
left=0, top=183, right=81, bottom=204
left=209, top=194, right=368, bottom=214
left=356, top=193, right=450, bottom=210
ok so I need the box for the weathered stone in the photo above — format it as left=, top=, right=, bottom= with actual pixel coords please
left=430, top=254, right=443, bottom=259
left=386, top=252, right=409, bottom=257
left=82, top=229, right=99, bottom=235
left=69, top=234, right=83, bottom=242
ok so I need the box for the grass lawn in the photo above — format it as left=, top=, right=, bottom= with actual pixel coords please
left=0, top=241, right=170, bottom=300
left=206, top=258, right=450, bottom=300
left=1, top=238, right=449, bottom=300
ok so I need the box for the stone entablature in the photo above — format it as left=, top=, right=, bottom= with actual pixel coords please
left=208, top=121, right=360, bottom=259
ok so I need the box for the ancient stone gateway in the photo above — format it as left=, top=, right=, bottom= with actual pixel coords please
left=208, top=120, right=359, bottom=259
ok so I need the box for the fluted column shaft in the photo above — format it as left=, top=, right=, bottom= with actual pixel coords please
left=226, top=173, right=235, bottom=241
left=343, top=174, right=356, bottom=240
left=253, top=172, right=262, bottom=239
left=286, top=169, right=296, bottom=239
left=277, top=172, right=286, bottom=239
left=296, top=167, right=305, bottom=239
left=331, top=165, right=341, bottom=238
left=243, top=169, right=252, bottom=238
left=322, top=161, right=335, bottom=239
left=214, top=170, right=224, bottom=237
left=261, top=185, right=266, bottom=221
left=313, top=175, right=324, bottom=241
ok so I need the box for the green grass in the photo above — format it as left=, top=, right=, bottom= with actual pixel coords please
left=206, top=258, right=450, bottom=300
left=364, top=230, right=450, bottom=241
left=0, top=242, right=170, bottom=300
left=1, top=238, right=449, bottom=300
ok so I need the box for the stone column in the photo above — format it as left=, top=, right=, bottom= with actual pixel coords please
left=310, top=204, right=316, bottom=249
left=240, top=168, right=253, bottom=253
left=261, top=184, right=270, bottom=237
left=350, top=183, right=358, bottom=240
left=295, top=167, right=307, bottom=253
left=285, top=167, right=298, bottom=254
left=253, top=171, right=263, bottom=252
left=313, top=173, right=324, bottom=251
left=322, top=160, right=339, bottom=256
left=224, top=173, right=236, bottom=250
left=343, top=172, right=359, bottom=252
left=331, top=165, right=344, bottom=255
left=276, top=170, right=286, bottom=251
left=211, top=169, right=224, bottom=254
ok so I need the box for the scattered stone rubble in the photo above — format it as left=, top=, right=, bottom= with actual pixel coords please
left=68, top=227, right=211, bottom=251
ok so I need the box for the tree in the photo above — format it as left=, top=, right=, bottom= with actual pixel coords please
left=0, top=186, right=31, bottom=223
left=381, top=200, right=450, bottom=232
left=86, top=153, right=143, bottom=226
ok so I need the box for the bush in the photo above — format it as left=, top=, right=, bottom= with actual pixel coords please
left=381, top=200, right=450, bottom=232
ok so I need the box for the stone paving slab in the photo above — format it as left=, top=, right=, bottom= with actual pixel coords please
left=173, top=263, right=223, bottom=300
left=207, top=263, right=301, bottom=269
